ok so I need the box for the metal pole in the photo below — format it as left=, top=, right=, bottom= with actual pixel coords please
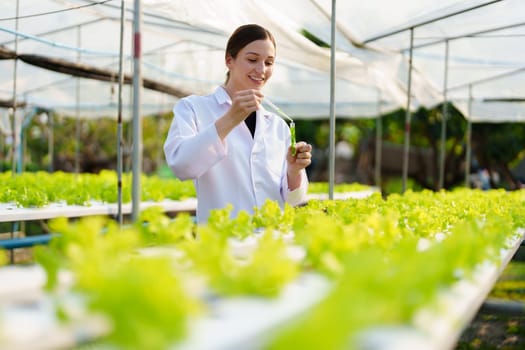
left=75, top=25, right=82, bottom=174
left=363, top=0, right=502, bottom=44
left=48, top=112, right=54, bottom=172
left=402, top=28, right=414, bottom=193
left=131, top=0, right=143, bottom=221
left=8, top=0, right=21, bottom=264
left=17, top=108, right=32, bottom=173
left=374, top=88, right=382, bottom=189
left=438, top=40, right=449, bottom=190
left=0, top=126, right=3, bottom=172
left=465, top=84, right=473, bottom=188
left=126, top=87, right=133, bottom=172
left=409, top=19, right=525, bottom=52
left=17, top=108, right=41, bottom=173
left=448, top=66, right=525, bottom=92
left=328, top=0, right=337, bottom=200
left=117, top=0, right=125, bottom=225
left=17, top=114, right=24, bottom=173
left=11, top=0, right=20, bottom=175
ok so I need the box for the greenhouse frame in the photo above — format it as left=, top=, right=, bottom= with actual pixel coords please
left=1, top=1, right=525, bottom=349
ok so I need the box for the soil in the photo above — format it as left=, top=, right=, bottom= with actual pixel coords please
left=455, top=259, right=525, bottom=350
left=456, top=311, right=525, bottom=350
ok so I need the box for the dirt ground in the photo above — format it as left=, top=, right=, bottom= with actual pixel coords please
left=456, top=312, right=525, bottom=350
left=455, top=259, right=525, bottom=350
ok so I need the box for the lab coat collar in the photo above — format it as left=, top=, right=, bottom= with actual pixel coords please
left=258, top=106, right=273, bottom=121
left=215, top=86, right=231, bottom=105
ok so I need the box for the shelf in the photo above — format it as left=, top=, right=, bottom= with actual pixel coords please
left=0, top=190, right=375, bottom=224
left=0, top=198, right=198, bottom=223
left=0, top=231, right=522, bottom=350
left=355, top=230, right=525, bottom=350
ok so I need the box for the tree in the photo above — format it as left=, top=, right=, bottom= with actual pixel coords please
left=472, top=123, right=525, bottom=189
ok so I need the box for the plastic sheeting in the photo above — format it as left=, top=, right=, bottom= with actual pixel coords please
left=306, top=0, right=525, bottom=122
left=0, top=0, right=402, bottom=122
left=0, top=0, right=524, bottom=122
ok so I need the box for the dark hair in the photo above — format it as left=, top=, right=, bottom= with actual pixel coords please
left=225, top=24, right=276, bottom=83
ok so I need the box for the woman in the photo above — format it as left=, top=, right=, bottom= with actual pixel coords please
left=164, top=24, right=312, bottom=223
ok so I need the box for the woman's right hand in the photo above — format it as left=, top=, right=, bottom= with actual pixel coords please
left=230, top=89, right=264, bottom=122
left=216, top=89, right=264, bottom=139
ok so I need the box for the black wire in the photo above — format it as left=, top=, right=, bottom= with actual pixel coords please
left=0, top=0, right=115, bottom=21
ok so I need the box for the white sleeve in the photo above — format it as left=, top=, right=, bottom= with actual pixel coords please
left=283, top=169, right=309, bottom=206
left=163, top=99, right=226, bottom=180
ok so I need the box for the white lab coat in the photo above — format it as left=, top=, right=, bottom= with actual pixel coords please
left=163, top=86, right=308, bottom=223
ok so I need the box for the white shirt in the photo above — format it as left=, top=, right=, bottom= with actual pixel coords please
left=164, top=86, right=308, bottom=223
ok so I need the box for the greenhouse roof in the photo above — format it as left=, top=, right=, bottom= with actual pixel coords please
left=0, top=0, right=524, bottom=123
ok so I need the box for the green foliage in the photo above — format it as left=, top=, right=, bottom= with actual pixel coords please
left=136, top=206, right=194, bottom=246
left=314, top=121, right=331, bottom=148
left=206, top=204, right=255, bottom=240
left=82, top=255, right=199, bottom=350
left=292, top=198, right=405, bottom=276
left=180, top=225, right=299, bottom=297
left=253, top=200, right=294, bottom=232
left=339, top=123, right=361, bottom=147
left=474, top=123, right=525, bottom=165
left=308, top=182, right=372, bottom=194
left=19, top=112, right=174, bottom=174
left=490, top=262, right=525, bottom=302
left=34, top=216, right=201, bottom=350
left=1, top=170, right=378, bottom=209
left=13, top=187, right=525, bottom=349
left=0, top=250, right=6, bottom=266
left=269, top=190, right=522, bottom=349
left=0, top=170, right=195, bottom=207
left=14, top=105, right=525, bottom=193
left=381, top=104, right=466, bottom=148
left=383, top=176, right=423, bottom=195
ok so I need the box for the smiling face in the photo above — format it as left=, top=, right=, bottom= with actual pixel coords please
left=225, top=38, right=275, bottom=93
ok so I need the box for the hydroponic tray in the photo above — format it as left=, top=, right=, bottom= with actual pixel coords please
left=0, top=231, right=522, bottom=350
left=0, top=190, right=375, bottom=223
left=0, top=198, right=198, bottom=223
left=356, top=230, right=525, bottom=350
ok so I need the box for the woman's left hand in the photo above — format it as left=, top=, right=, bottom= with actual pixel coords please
left=286, top=141, right=312, bottom=188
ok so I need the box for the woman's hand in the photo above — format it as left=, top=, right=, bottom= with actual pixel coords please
left=286, top=141, right=312, bottom=190
left=216, top=89, right=263, bottom=140
left=231, top=89, right=263, bottom=121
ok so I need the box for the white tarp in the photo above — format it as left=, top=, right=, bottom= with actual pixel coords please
left=0, top=0, right=524, bottom=122
left=307, top=0, right=525, bottom=122
left=0, top=0, right=406, bottom=121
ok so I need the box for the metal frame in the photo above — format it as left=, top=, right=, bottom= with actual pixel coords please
left=360, top=0, right=520, bottom=191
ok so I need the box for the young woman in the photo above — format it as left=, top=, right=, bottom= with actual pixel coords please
left=164, top=24, right=312, bottom=223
